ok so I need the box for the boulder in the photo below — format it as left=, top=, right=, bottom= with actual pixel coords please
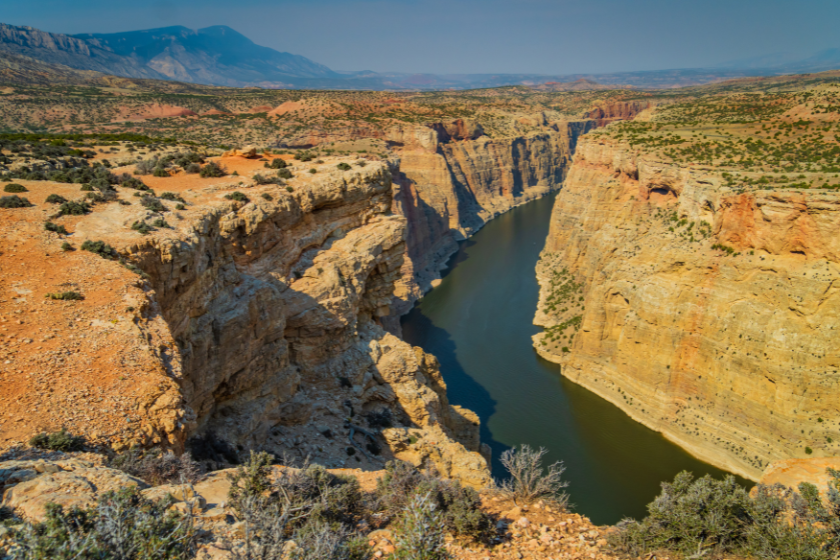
left=1, top=463, right=147, bottom=520
left=222, top=146, right=258, bottom=158
left=758, top=457, right=840, bottom=496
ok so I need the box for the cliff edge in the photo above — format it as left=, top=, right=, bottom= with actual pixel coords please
left=0, top=153, right=489, bottom=487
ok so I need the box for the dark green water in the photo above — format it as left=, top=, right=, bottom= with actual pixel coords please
left=401, top=192, right=751, bottom=525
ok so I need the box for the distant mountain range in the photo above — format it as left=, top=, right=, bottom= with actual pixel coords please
left=2, top=22, right=840, bottom=91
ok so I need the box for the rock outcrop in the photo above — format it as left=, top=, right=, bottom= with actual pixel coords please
left=126, top=161, right=489, bottom=485
left=0, top=458, right=146, bottom=519
left=534, top=136, right=840, bottom=480
left=758, top=457, right=840, bottom=496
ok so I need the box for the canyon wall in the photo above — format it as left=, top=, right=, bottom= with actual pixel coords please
left=131, top=163, right=489, bottom=485
left=388, top=119, right=599, bottom=315
left=534, top=136, right=840, bottom=480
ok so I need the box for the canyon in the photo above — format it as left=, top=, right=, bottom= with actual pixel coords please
left=0, top=100, right=612, bottom=486
left=3, top=73, right=840, bottom=529
left=388, top=117, right=600, bottom=316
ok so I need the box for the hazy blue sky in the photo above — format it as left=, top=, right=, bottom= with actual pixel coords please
left=4, top=0, right=839, bottom=75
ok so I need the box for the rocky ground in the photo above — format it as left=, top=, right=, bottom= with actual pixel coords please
left=0, top=450, right=621, bottom=560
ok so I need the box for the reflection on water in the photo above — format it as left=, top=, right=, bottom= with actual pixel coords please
left=401, top=193, right=751, bottom=525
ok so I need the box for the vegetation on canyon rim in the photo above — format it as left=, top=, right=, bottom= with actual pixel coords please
left=610, top=469, right=840, bottom=560
left=0, top=443, right=567, bottom=559
left=5, top=436, right=840, bottom=560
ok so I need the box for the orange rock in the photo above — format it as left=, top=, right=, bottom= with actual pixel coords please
left=758, top=457, right=840, bottom=495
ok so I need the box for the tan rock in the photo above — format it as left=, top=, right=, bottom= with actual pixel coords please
left=535, top=136, right=840, bottom=480
left=389, top=119, right=600, bottom=317
left=222, top=146, right=258, bottom=158
left=193, top=471, right=232, bottom=509
left=2, top=467, right=146, bottom=520
left=759, top=457, right=840, bottom=495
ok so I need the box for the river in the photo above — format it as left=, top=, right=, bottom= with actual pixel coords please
left=400, top=192, right=751, bottom=525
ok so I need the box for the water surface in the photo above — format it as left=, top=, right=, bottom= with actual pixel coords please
left=401, top=193, right=751, bottom=525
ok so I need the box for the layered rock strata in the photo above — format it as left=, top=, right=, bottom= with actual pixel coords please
left=126, top=162, right=489, bottom=486
left=389, top=119, right=598, bottom=314
left=0, top=159, right=489, bottom=487
left=534, top=137, right=840, bottom=480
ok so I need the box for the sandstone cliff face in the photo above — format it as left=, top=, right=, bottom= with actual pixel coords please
left=269, top=115, right=601, bottom=315
left=389, top=119, right=598, bottom=313
left=534, top=136, right=840, bottom=480
left=123, top=162, right=489, bottom=486
left=0, top=157, right=489, bottom=487
left=584, top=101, right=659, bottom=125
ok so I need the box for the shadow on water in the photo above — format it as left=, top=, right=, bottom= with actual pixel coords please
left=401, top=193, right=752, bottom=525
left=439, top=237, right=477, bottom=280
left=399, top=309, right=511, bottom=475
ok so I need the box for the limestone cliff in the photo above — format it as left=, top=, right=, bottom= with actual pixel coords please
left=389, top=119, right=598, bottom=314
left=534, top=136, right=840, bottom=481
left=0, top=157, right=489, bottom=487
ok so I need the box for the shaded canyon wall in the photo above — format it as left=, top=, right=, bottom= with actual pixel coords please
left=125, top=163, right=490, bottom=486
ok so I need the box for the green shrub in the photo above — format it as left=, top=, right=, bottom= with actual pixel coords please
left=152, top=166, right=169, bottom=177
left=199, top=161, right=226, bottom=178
left=81, top=239, right=116, bottom=259
left=133, top=158, right=158, bottom=175
left=376, top=461, right=492, bottom=541
left=4, top=183, right=27, bottom=192
left=80, top=183, right=94, bottom=191
left=224, top=191, right=249, bottom=203
left=44, top=221, right=68, bottom=235
left=109, top=449, right=200, bottom=486
left=84, top=192, right=107, bottom=203
left=392, top=492, right=448, bottom=560
left=151, top=218, right=169, bottom=228
left=286, top=186, right=294, bottom=193
left=610, top=470, right=840, bottom=560
left=140, top=196, right=166, bottom=212
left=119, top=176, right=150, bottom=191
left=253, top=173, right=282, bottom=185
left=29, top=428, right=85, bottom=451
left=308, top=168, right=317, bottom=174
left=57, top=200, right=90, bottom=216
left=45, top=194, right=67, bottom=204
left=61, top=242, right=73, bottom=251
left=261, top=193, right=273, bottom=201
left=337, top=162, right=352, bottom=171
left=159, top=192, right=184, bottom=203
left=291, top=521, right=371, bottom=560
left=0, top=195, right=33, bottom=208
left=227, top=450, right=274, bottom=514
left=184, top=162, right=201, bottom=174
left=228, top=453, right=365, bottom=536
left=45, top=291, right=83, bottom=301
left=266, top=158, right=287, bottom=169
left=277, top=168, right=293, bottom=179
left=175, top=203, right=185, bottom=210
left=131, top=221, right=152, bottom=235
left=7, top=487, right=195, bottom=560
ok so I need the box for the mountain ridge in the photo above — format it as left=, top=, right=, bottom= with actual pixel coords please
left=3, top=21, right=840, bottom=90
